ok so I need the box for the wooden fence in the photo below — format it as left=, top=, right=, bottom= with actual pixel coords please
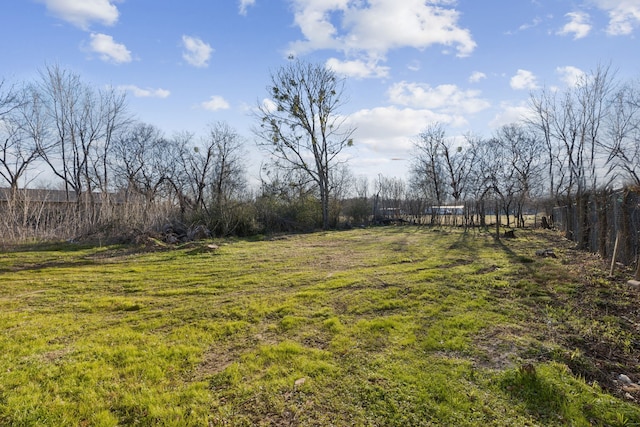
left=552, top=188, right=640, bottom=265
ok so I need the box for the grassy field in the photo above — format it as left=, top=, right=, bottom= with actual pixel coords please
left=1, top=227, right=639, bottom=426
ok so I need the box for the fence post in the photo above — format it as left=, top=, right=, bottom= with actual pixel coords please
left=610, top=231, right=620, bottom=277
left=495, top=201, right=500, bottom=240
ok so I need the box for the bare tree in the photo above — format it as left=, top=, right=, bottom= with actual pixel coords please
left=467, top=135, right=502, bottom=228
left=411, top=123, right=471, bottom=225
left=412, top=124, right=446, bottom=223
left=578, top=64, right=615, bottom=191
left=0, top=79, right=20, bottom=117
left=90, top=85, right=130, bottom=196
left=494, top=124, right=544, bottom=227
left=557, top=65, right=613, bottom=246
left=343, top=174, right=370, bottom=225
left=525, top=65, right=616, bottom=244
left=112, top=122, right=178, bottom=204
left=0, top=83, right=51, bottom=237
left=37, top=65, right=89, bottom=200
left=440, top=138, right=471, bottom=207
left=528, top=87, right=564, bottom=200
left=255, top=59, right=355, bottom=230
left=206, top=122, right=246, bottom=207
left=374, top=175, right=406, bottom=221
left=603, top=79, right=640, bottom=186
left=530, top=64, right=615, bottom=199
left=0, top=83, right=43, bottom=195
left=182, top=131, right=215, bottom=213
left=179, top=121, right=247, bottom=233
left=328, top=163, right=354, bottom=227
left=36, top=64, right=130, bottom=212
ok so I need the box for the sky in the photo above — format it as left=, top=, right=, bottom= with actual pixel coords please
left=2, top=0, right=640, bottom=186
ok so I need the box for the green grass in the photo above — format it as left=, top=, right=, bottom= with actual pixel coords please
left=0, top=227, right=639, bottom=426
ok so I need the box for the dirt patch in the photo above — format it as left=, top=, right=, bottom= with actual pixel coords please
left=195, top=328, right=283, bottom=380
left=195, top=345, right=243, bottom=378
left=41, top=348, right=72, bottom=363
left=475, top=265, right=499, bottom=274
left=473, top=325, right=529, bottom=370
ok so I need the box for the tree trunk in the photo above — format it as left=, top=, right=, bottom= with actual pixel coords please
left=320, top=181, right=330, bottom=230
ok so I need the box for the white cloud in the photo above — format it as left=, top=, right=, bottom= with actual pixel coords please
left=239, top=0, right=255, bottom=15
left=558, top=11, right=591, bottom=39
left=89, top=33, right=132, bottom=63
left=556, top=65, right=586, bottom=87
left=118, top=85, right=170, bottom=98
left=348, top=106, right=459, bottom=153
left=347, top=106, right=472, bottom=157
left=510, top=69, right=538, bottom=90
left=325, top=58, right=389, bottom=78
left=259, top=98, right=278, bottom=114
left=590, top=0, right=640, bottom=35
left=40, top=0, right=120, bottom=29
left=201, top=95, right=230, bottom=111
left=517, top=17, right=542, bottom=32
left=469, top=71, right=486, bottom=83
left=407, top=60, right=421, bottom=72
left=489, top=103, right=533, bottom=129
left=288, top=0, right=476, bottom=75
left=182, top=35, right=213, bottom=68
left=387, top=81, right=490, bottom=114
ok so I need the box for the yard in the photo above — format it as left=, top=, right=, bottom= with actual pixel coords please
left=0, top=227, right=639, bottom=426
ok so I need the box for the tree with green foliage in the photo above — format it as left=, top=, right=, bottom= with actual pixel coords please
left=255, top=59, right=355, bottom=230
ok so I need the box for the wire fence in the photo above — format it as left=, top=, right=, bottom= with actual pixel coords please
left=552, top=187, right=640, bottom=265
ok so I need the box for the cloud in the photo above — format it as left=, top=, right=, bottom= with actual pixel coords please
left=517, top=17, right=543, bottom=32
left=590, top=0, right=640, bottom=35
left=469, top=71, right=486, bottom=83
left=348, top=106, right=467, bottom=153
left=182, top=35, right=213, bottom=68
left=387, top=81, right=490, bottom=114
left=556, top=65, right=586, bottom=87
left=288, top=0, right=476, bottom=75
left=325, top=58, right=389, bottom=78
left=510, top=69, right=538, bottom=90
left=259, top=98, right=278, bottom=114
left=558, top=11, right=591, bottom=39
left=201, top=95, right=230, bottom=111
left=239, top=0, right=255, bottom=15
left=39, top=0, right=120, bottom=29
left=407, top=60, right=421, bottom=72
left=489, top=103, right=533, bottom=129
left=118, top=85, right=170, bottom=98
left=89, top=33, right=132, bottom=63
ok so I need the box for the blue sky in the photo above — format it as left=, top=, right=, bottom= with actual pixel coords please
left=2, top=0, right=640, bottom=185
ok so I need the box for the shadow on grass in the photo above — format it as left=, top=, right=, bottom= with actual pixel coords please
left=493, top=238, right=536, bottom=270
left=501, top=367, right=569, bottom=423
left=447, top=230, right=481, bottom=256
left=501, top=364, right=640, bottom=426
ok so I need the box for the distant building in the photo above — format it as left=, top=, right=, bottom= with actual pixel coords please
left=0, top=188, right=126, bottom=205
left=425, top=205, right=464, bottom=215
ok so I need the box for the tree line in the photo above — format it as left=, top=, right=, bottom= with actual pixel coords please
left=0, top=61, right=639, bottom=243
left=410, top=64, right=640, bottom=248
left=0, top=64, right=251, bottom=241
